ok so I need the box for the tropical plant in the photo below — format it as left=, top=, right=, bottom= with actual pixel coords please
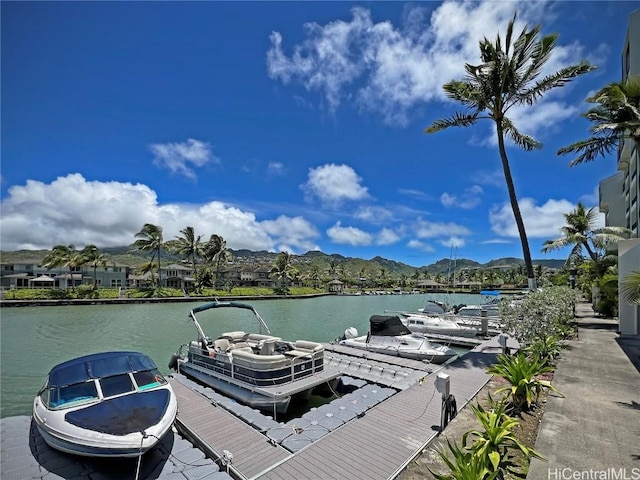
left=462, top=396, right=543, bottom=477
left=81, top=244, right=109, bottom=289
left=523, top=334, right=565, bottom=367
left=41, top=244, right=85, bottom=290
left=430, top=439, right=500, bottom=480
left=166, top=226, right=204, bottom=276
left=499, top=286, right=578, bottom=344
left=425, top=16, right=593, bottom=290
left=620, top=270, right=640, bottom=305
left=488, top=353, right=562, bottom=412
left=269, top=251, right=297, bottom=294
left=541, top=203, right=630, bottom=277
left=203, top=234, right=233, bottom=288
left=558, top=76, right=640, bottom=166
left=131, top=223, right=164, bottom=287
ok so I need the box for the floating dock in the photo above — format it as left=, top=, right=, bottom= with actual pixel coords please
left=171, top=334, right=515, bottom=480
left=0, top=334, right=515, bottom=480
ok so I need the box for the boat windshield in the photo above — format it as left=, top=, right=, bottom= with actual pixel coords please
left=47, top=380, right=99, bottom=409
left=134, top=369, right=167, bottom=391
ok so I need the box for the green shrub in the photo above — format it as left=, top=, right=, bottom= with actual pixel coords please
left=487, top=353, right=562, bottom=413
left=523, top=335, right=565, bottom=367
left=463, top=396, right=542, bottom=477
left=499, top=286, right=578, bottom=345
left=431, top=439, right=500, bottom=480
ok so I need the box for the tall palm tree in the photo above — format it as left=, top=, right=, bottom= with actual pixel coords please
left=131, top=223, right=164, bottom=287
left=558, top=76, right=640, bottom=165
left=166, top=226, right=204, bottom=276
left=42, top=244, right=85, bottom=290
left=203, top=234, right=233, bottom=288
left=81, top=244, right=109, bottom=289
left=541, top=203, right=630, bottom=276
left=269, top=251, right=296, bottom=293
left=425, top=16, right=593, bottom=290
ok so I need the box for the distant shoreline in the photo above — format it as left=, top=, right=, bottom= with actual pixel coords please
left=0, top=292, right=337, bottom=308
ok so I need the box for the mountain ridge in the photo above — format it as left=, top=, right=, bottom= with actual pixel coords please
left=0, top=247, right=566, bottom=275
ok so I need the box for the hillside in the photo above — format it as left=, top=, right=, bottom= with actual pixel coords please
left=0, top=247, right=566, bottom=276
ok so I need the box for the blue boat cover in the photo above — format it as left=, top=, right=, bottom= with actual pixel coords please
left=64, top=389, right=171, bottom=435
left=48, top=352, right=157, bottom=388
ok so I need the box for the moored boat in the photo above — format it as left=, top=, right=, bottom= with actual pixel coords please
left=168, top=301, right=341, bottom=414
left=32, top=351, right=177, bottom=458
left=337, top=315, right=458, bottom=364
left=402, top=313, right=479, bottom=338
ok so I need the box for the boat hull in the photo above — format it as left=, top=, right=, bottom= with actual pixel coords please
left=32, top=387, right=177, bottom=458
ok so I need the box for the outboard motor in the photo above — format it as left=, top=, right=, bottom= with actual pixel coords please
left=337, top=327, right=358, bottom=342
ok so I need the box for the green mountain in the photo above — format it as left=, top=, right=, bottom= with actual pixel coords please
left=0, top=247, right=565, bottom=276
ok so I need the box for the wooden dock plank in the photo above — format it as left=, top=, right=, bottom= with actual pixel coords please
left=169, top=379, right=290, bottom=479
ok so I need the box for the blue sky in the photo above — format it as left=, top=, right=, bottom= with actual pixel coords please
left=1, top=1, right=635, bottom=267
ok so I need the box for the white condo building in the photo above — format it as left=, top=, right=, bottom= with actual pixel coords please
left=599, top=9, right=640, bottom=335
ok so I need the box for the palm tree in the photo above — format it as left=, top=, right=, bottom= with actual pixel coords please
left=167, top=226, right=204, bottom=280
left=42, top=244, right=85, bottom=290
left=558, top=77, right=640, bottom=165
left=269, top=251, right=296, bottom=294
left=131, top=223, right=164, bottom=288
left=541, top=203, right=630, bottom=276
left=425, top=16, right=593, bottom=290
left=620, top=271, right=640, bottom=305
left=81, top=244, right=109, bottom=289
left=203, top=234, right=233, bottom=288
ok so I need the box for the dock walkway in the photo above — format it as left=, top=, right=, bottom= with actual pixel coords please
left=173, top=335, right=512, bottom=480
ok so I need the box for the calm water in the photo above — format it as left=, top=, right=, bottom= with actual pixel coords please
left=0, top=293, right=486, bottom=418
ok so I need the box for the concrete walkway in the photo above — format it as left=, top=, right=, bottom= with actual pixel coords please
left=528, top=302, right=640, bottom=480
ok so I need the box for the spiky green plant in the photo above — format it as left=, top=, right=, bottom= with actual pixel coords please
left=463, top=396, right=543, bottom=477
left=430, top=439, right=500, bottom=480
left=523, top=335, right=566, bottom=367
left=488, top=353, right=562, bottom=412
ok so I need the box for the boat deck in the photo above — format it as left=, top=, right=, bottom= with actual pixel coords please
left=172, top=335, right=513, bottom=480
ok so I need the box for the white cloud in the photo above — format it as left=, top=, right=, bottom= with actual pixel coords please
left=301, top=163, right=369, bottom=206
left=579, top=186, right=600, bottom=207
left=438, top=236, right=466, bottom=248
left=376, top=228, right=400, bottom=245
left=0, top=174, right=318, bottom=254
left=353, top=205, right=393, bottom=224
left=414, top=218, right=472, bottom=239
left=149, top=138, right=219, bottom=179
left=489, top=197, right=578, bottom=239
left=326, top=221, right=373, bottom=246
left=267, top=161, right=286, bottom=177
left=266, top=1, right=582, bottom=130
left=440, top=185, right=483, bottom=209
left=407, top=239, right=434, bottom=253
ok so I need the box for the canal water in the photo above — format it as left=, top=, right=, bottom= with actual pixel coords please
left=0, top=292, right=487, bottom=418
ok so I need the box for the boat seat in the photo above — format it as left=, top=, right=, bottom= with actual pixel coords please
left=221, top=331, right=247, bottom=341
left=293, top=340, right=323, bottom=354
left=213, top=338, right=231, bottom=352
left=231, top=349, right=288, bottom=369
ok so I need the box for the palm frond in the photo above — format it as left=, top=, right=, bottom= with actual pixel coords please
left=517, top=63, right=594, bottom=106
left=621, top=270, right=640, bottom=305
left=557, top=136, right=619, bottom=166
left=502, top=118, right=542, bottom=150
left=425, top=112, right=479, bottom=133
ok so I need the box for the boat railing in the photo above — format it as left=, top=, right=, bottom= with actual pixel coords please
left=186, top=343, right=324, bottom=387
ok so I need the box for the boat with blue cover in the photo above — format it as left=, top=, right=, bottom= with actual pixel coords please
left=168, top=301, right=341, bottom=414
left=32, top=351, right=177, bottom=457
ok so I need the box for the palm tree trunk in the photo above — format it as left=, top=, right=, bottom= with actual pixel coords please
left=157, top=246, right=162, bottom=288
left=497, top=123, right=537, bottom=289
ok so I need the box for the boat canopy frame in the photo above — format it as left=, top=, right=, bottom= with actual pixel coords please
left=188, top=300, right=271, bottom=342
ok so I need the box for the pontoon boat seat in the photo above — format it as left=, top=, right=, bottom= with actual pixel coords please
left=293, top=340, right=324, bottom=354
left=231, top=349, right=289, bottom=369
left=221, top=331, right=247, bottom=342
left=213, top=338, right=231, bottom=352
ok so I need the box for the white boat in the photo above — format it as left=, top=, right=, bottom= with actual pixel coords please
left=337, top=315, right=458, bottom=364
left=169, top=301, right=341, bottom=414
left=402, top=313, right=479, bottom=338
left=33, top=351, right=177, bottom=458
